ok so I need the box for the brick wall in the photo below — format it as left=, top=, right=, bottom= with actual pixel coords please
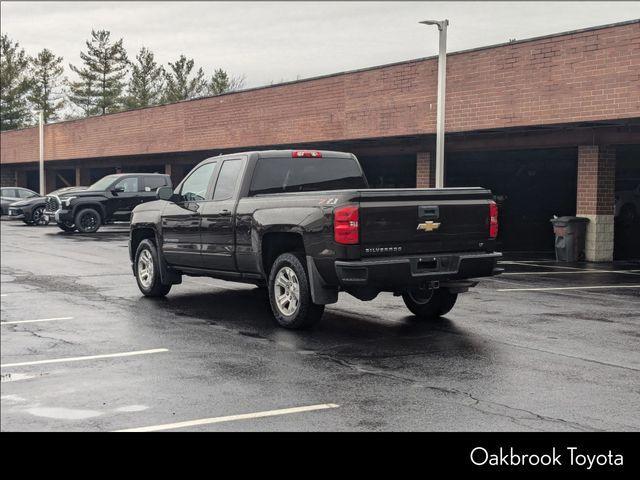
left=2, top=21, right=639, bottom=165
left=576, top=145, right=616, bottom=215
left=416, top=152, right=435, bottom=188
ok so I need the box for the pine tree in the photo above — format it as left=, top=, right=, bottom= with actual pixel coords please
left=163, top=55, right=207, bottom=103
left=28, top=48, right=65, bottom=123
left=208, top=69, right=246, bottom=96
left=68, top=29, right=129, bottom=116
left=125, top=47, right=164, bottom=109
left=0, top=35, right=32, bottom=130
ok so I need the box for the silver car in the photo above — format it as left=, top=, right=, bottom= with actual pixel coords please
left=0, top=187, right=39, bottom=215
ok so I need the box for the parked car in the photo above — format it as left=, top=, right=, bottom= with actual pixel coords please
left=44, top=173, right=171, bottom=233
left=129, top=150, right=502, bottom=329
left=8, top=186, right=88, bottom=225
left=615, top=182, right=639, bottom=226
left=1, top=187, right=39, bottom=215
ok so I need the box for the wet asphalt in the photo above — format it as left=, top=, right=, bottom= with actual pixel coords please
left=1, top=219, right=639, bottom=431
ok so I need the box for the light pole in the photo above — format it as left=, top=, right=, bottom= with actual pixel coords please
left=420, top=19, right=448, bottom=188
left=38, top=110, right=45, bottom=195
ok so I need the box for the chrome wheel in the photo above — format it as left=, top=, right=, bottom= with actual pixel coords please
left=137, top=249, right=154, bottom=289
left=274, top=266, right=300, bottom=316
left=32, top=206, right=48, bottom=226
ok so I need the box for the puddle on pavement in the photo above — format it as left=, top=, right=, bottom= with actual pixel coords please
left=25, top=407, right=103, bottom=420
left=114, top=405, right=149, bottom=412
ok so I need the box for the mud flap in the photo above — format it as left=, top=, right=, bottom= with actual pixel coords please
left=306, top=256, right=338, bottom=305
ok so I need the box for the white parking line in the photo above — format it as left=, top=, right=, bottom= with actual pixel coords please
left=501, top=261, right=594, bottom=271
left=497, top=285, right=640, bottom=292
left=0, top=348, right=168, bottom=368
left=115, top=403, right=340, bottom=432
left=1, top=316, right=73, bottom=325
left=501, top=270, right=640, bottom=276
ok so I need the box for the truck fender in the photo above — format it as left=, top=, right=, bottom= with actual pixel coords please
left=306, top=256, right=338, bottom=305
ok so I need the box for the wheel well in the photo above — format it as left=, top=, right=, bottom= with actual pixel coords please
left=261, top=232, right=305, bottom=275
left=130, top=228, right=156, bottom=262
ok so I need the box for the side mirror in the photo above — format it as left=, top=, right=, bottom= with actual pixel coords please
left=111, top=187, right=125, bottom=195
left=157, top=186, right=176, bottom=201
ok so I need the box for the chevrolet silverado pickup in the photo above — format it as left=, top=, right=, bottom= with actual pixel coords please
left=129, top=150, right=501, bottom=329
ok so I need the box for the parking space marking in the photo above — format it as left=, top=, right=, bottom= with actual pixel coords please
left=500, top=261, right=596, bottom=271
left=0, top=348, right=169, bottom=368
left=497, top=285, right=640, bottom=292
left=115, top=403, right=340, bottom=432
left=501, top=270, right=640, bottom=276
left=1, top=316, right=74, bottom=325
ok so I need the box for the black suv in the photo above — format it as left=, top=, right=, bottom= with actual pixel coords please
left=45, top=173, right=171, bottom=233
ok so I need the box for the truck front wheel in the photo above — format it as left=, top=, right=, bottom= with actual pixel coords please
left=75, top=208, right=102, bottom=233
left=268, top=253, right=324, bottom=329
left=402, top=287, right=458, bottom=320
left=135, top=239, right=172, bottom=297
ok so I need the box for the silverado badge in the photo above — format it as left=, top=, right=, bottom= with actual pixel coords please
left=417, top=221, right=441, bottom=232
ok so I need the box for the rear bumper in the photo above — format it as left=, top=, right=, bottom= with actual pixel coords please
left=334, top=251, right=502, bottom=289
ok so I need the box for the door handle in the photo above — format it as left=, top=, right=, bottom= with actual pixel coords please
left=220, top=209, right=231, bottom=216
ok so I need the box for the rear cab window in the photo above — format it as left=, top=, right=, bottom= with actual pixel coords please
left=249, top=156, right=368, bottom=195
left=143, top=176, right=168, bottom=192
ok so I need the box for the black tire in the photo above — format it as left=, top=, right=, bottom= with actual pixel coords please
left=402, top=287, right=458, bottom=320
left=135, top=239, right=172, bottom=297
left=57, top=221, right=76, bottom=232
left=32, top=206, right=49, bottom=226
left=268, top=252, right=324, bottom=329
left=75, top=208, right=101, bottom=233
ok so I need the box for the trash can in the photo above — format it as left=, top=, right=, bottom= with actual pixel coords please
left=550, top=216, right=589, bottom=262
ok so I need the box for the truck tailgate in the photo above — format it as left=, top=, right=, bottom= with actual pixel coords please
left=357, top=188, right=492, bottom=256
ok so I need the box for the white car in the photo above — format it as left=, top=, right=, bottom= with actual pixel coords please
left=615, top=183, right=639, bottom=226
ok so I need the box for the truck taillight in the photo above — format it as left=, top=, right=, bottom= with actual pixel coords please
left=334, top=205, right=359, bottom=244
left=489, top=201, right=499, bottom=239
left=292, top=150, right=322, bottom=158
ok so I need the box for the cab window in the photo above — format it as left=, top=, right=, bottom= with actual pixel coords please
left=144, top=176, right=167, bottom=192
left=213, top=160, right=242, bottom=201
left=113, top=177, right=140, bottom=193
left=180, top=162, right=217, bottom=201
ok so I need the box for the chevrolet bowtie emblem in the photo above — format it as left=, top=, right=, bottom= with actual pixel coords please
left=417, top=221, right=441, bottom=232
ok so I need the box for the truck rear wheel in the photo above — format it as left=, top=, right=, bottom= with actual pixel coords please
left=268, top=252, right=324, bottom=329
left=402, top=287, right=458, bottom=320
left=135, top=239, right=172, bottom=297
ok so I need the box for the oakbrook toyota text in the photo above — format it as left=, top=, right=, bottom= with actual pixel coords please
left=470, top=447, right=624, bottom=470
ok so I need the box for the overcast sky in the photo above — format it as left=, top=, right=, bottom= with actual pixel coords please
left=2, top=1, right=639, bottom=88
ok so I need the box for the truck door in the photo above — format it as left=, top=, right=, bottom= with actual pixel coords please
left=200, top=158, right=245, bottom=271
left=110, top=176, right=141, bottom=220
left=161, top=161, right=218, bottom=268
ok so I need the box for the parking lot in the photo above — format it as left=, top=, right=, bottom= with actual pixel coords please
left=1, top=219, right=639, bottom=431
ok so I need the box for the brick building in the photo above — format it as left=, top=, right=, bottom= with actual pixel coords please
left=1, top=20, right=639, bottom=260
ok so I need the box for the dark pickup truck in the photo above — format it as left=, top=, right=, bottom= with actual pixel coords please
left=45, top=173, right=171, bottom=233
left=129, top=150, right=501, bottom=329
